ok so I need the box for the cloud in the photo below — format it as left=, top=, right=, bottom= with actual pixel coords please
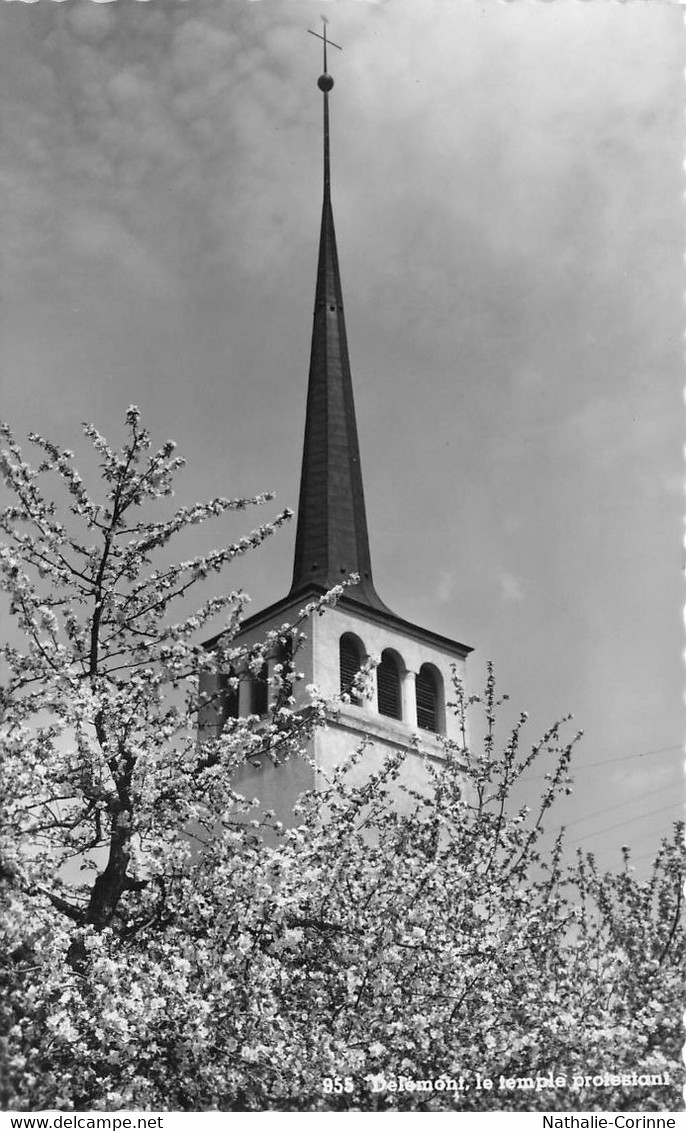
left=67, top=3, right=114, bottom=41
left=612, top=760, right=682, bottom=796
left=499, top=572, right=524, bottom=604
left=0, top=3, right=302, bottom=298
left=1, top=0, right=678, bottom=330
left=436, top=570, right=456, bottom=605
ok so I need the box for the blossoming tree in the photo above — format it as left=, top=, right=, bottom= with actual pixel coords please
left=1, top=413, right=683, bottom=1112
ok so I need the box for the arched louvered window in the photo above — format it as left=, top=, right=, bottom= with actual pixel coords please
left=377, top=649, right=402, bottom=720
left=223, top=671, right=239, bottom=720
left=250, top=662, right=269, bottom=716
left=275, top=637, right=293, bottom=709
left=340, top=634, right=364, bottom=703
left=416, top=664, right=443, bottom=733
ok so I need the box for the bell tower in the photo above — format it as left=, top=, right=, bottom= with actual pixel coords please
left=201, top=27, right=472, bottom=814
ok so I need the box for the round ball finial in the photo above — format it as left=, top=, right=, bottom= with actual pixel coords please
left=318, top=73, right=334, bottom=92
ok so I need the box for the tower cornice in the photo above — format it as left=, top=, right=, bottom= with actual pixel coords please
left=210, top=585, right=472, bottom=662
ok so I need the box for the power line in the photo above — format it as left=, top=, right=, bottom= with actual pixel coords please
left=577, top=743, right=682, bottom=771
left=619, top=821, right=684, bottom=848
left=568, top=802, right=683, bottom=846
left=630, top=839, right=685, bottom=867
left=523, top=743, right=681, bottom=783
left=561, top=783, right=676, bottom=831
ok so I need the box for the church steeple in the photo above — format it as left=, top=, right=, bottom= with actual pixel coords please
left=290, top=29, right=389, bottom=613
left=200, top=28, right=472, bottom=809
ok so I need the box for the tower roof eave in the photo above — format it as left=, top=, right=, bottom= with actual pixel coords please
left=205, top=583, right=472, bottom=661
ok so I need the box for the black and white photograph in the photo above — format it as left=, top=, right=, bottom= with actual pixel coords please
left=1, top=0, right=683, bottom=1118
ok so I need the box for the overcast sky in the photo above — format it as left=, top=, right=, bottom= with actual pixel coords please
left=1, top=0, right=682, bottom=873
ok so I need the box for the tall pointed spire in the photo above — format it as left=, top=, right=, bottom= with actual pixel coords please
left=290, top=28, right=389, bottom=612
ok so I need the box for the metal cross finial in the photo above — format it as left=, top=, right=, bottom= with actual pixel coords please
left=308, top=16, right=342, bottom=75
